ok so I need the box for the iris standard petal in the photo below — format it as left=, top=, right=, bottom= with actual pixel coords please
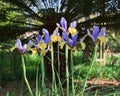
left=28, top=40, right=34, bottom=45
left=42, top=28, right=50, bottom=43
left=15, top=39, right=26, bottom=54
left=93, top=26, right=99, bottom=41
left=70, top=21, right=77, bottom=28
left=60, top=17, right=67, bottom=31
left=98, top=27, right=106, bottom=37
left=36, top=34, right=41, bottom=43
left=15, top=39, right=25, bottom=51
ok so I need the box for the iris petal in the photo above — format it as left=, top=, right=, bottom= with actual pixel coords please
left=42, top=28, right=50, bottom=43
left=62, top=32, right=78, bottom=48
left=62, top=32, right=69, bottom=42
left=15, top=39, right=22, bottom=49
left=98, top=27, right=106, bottom=37
left=60, top=17, right=67, bottom=31
left=70, top=21, right=77, bottom=27
left=15, top=39, right=26, bottom=54
left=72, top=35, right=78, bottom=47
left=93, top=26, right=99, bottom=41
left=36, top=34, right=41, bottom=43
left=27, top=40, right=36, bottom=48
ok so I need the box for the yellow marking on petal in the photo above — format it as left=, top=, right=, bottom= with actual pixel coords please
left=38, top=42, right=46, bottom=50
left=99, top=37, right=108, bottom=43
left=59, top=41, right=65, bottom=49
left=38, top=42, right=47, bottom=55
left=80, top=42, right=86, bottom=50
left=68, top=27, right=77, bottom=35
left=57, top=36, right=62, bottom=42
left=51, top=35, right=57, bottom=42
left=51, top=35, right=62, bottom=42
left=30, top=48, right=37, bottom=55
left=10, top=46, right=16, bottom=52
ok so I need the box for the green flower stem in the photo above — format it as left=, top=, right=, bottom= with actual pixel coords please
left=65, top=45, right=69, bottom=96
left=51, top=43, right=57, bottom=95
left=36, top=60, right=40, bottom=96
left=21, top=55, right=34, bottom=96
left=70, top=50, right=75, bottom=96
left=100, top=42, right=102, bottom=59
left=40, top=54, right=46, bottom=96
left=57, top=43, right=60, bottom=77
left=80, top=45, right=97, bottom=96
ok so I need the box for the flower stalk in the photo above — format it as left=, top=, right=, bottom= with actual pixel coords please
left=51, top=43, right=57, bottom=95
left=40, top=54, right=46, bottom=96
left=21, top=55, right=34, bottom=96
left=70, top=50, right=75, bottom=96
left=65, top=45, right=69, bottom=96
left=80, top=45, right=97, bottom=96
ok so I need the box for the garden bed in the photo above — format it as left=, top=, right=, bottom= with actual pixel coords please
left=0, top=78, right=120, bottom=96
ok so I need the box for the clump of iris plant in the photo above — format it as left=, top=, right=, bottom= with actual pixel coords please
left=10, top=39, right=33, bottom=55
left=10, top=17, right=108, bottom=96
left=11, top=17, right=87, bottom=55
left=11, top=17, right=109, bottom=56
left=11, top=18, right=108, bottom=56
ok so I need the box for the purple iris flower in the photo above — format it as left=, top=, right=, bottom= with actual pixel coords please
left=87, top=26, right=106, bottom=42
left=62, top=32, right=78, bottom=48
left=36, top=28, right=50, bottom=44
left=60, top=17, right=77, bottom=32
left=60, top=17, right=78, bottom=48
left=33, top=28, right=50, bottom=55
left=15, top=39, right=28, bottom=54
